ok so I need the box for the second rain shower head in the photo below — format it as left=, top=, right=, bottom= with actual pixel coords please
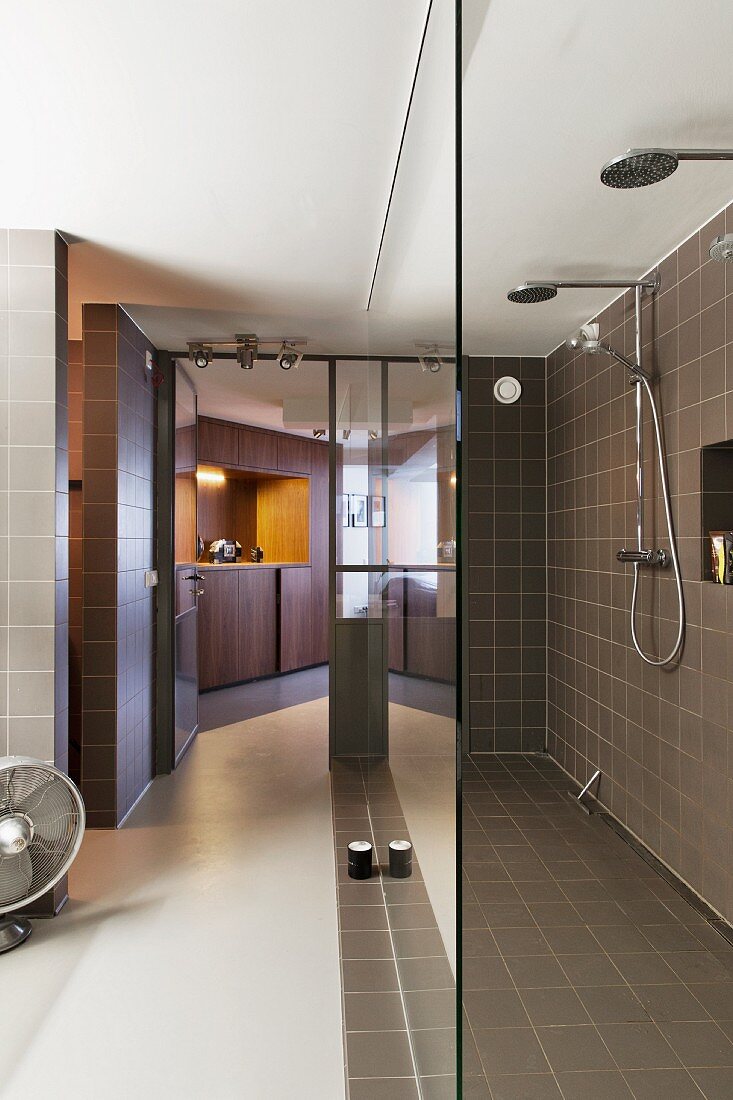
left=601, top=147, right=733, bottom=189
left=507, top=274, right=659, bottom=304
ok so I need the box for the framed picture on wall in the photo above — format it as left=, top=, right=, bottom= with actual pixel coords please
left=370, top=495, right=385, bottom=527
left=342, top=494, right=350, bottom=527
left=351, top=494, right=368, bottom=528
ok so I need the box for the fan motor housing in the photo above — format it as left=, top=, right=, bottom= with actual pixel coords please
left=0, top=813, right=33, bottom=857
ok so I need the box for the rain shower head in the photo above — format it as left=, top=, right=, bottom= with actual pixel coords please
left=506, top=282, right=557, bottom=304
left=601, top=147, right=733, bottom=189
left=710, top=234, right=733, bottom=263
left=600, top=149, right=678, bottom=189
left=507, top=274, right=660, bottom=304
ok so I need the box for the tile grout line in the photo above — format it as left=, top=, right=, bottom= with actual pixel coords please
left=330, top=770, right=351, bottom=1100
left=464, top=754, right=718, bottom=1095
left=359, top=758, right=424, bottom=1098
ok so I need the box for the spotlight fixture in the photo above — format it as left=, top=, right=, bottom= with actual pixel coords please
left=368, top=430, right=378, bottom=441
left=189, top=343, right=212, bottom=369
left=277, top=341, right=304, bottom=370
left=236, top=334, right=258, bottom=370
left=417, top=344, right=443, bottom=373
left=313, top=428, right=326, bottom=439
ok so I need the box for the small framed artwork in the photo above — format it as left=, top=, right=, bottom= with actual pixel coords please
left=351, top=494, right=368, bottom=528
left=370, top=495, right=385, bottom=527
left=342, top=494, right=350, bottom=528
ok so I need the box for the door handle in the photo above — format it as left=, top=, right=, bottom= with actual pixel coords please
left=185, top=573, right=204, bottom=581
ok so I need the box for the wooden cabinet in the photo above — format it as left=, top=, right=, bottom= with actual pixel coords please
left=277, top=434, right=312, bottom=475
left=280, top=568, right=313, bottom=672
left=197, top=569, right=239, bottom=690
left=198, top=418, right=238, bottom=467
left=238, top=569, right=277, bottom=680
left=239, top=426, right=277, bottom=471
left=310, top=442, right=329, bottom=664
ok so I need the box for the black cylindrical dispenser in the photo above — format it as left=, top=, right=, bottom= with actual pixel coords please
left=347, top=840, right=373, bottom=880
left=388, top=840, right=413, bottom=878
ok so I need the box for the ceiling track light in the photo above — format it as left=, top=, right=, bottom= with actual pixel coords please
left=416, top=344, right=444, bottom=373
left=188, top=343, right=212, bottom=369
left=236, top=334, right=258, bottom=370
left=368, top=430, right=378, bottom=441
left=342, top=429, right=351, bottom=441
left=313, top=428, right=326, bottom=439
left=277, top=341, right=304, bottom=370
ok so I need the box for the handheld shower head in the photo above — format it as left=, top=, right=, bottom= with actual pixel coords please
left=600, top=149, right=678, bottom=189
left=709, top=234, right=733, bottom=263
left=507, top=282, right=557, bottom=304
left=565, top=324, right=601, bottom=353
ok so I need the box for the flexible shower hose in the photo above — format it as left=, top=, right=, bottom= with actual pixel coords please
left=629, top=374, right=685, bottom=666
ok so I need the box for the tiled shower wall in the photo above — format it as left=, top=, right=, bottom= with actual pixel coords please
left=81, top=305, right=156, bottom=826
left=0, top=229, right=69, bottom=773
left=547, top=201, right=733, bottom=923
left=466, top=355, right=546, bottom=751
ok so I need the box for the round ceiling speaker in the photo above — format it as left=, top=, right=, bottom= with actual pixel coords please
left=493, top=376, right=522, bottom=405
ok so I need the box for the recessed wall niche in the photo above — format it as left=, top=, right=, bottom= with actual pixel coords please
left=700, top=439, right=733, bottom=581
left=196, top=467, right=310, bottom=565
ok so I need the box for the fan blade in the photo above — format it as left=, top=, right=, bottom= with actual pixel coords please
left=0, top=848, right=33, bottom=908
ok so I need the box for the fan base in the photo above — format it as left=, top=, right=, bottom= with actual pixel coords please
left=0, top=914, right=32, bottom=953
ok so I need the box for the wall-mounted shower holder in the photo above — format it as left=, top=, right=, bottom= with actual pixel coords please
left=617, top=548, right=669, bottom=567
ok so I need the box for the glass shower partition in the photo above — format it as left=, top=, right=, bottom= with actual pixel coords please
left=331, top=356, right=458, bottom=1095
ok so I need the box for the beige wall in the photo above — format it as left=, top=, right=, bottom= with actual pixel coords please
left=0, top=228, right=68, bottom=770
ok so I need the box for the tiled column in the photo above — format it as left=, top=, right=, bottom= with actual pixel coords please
left=81, top=305, right=156, bottom=827
left=0, top=229, right=69, bottom=767
left=0, top=229, right=69, bottom=914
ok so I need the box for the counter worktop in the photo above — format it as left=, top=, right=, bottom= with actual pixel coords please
left=193, top=562, right=310, bottom=570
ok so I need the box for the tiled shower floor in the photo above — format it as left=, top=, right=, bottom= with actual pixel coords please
left=463, top=754, right=733, bottom=1099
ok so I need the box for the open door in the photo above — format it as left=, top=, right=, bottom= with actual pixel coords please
left=173, top=367, right=200, bottom=763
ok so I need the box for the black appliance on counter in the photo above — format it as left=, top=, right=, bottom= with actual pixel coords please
left=208, top=539, right=242, bottom=564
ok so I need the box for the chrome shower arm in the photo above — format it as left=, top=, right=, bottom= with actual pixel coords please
left=674, top=149, right=733, bottom=161
left=551, top=277, right=658, bottom=290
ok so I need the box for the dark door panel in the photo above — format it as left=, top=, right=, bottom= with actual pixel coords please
left=239, top=569, right=277, bottom=679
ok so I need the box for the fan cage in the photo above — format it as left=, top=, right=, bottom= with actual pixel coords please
left=0, top=759, right=85, bottom=913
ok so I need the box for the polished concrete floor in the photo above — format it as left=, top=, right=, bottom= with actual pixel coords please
left=463, top=754, right=733, bottom=1100
left=1, top=699, right=344, bottom=1100
left=390, top=701, right=456, bottom=974
left=199, top=665, right=454, bottom=731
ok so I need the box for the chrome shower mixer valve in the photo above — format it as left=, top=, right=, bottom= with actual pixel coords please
left=617, top=548, right=669, bottom=567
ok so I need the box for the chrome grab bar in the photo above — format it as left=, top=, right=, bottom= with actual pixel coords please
left=617, top=548, right=669, bottom=567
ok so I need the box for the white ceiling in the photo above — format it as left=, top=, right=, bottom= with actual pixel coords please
left=463, top=0, right=733, bottom=355
left=1, top=0, right=732, bottom=366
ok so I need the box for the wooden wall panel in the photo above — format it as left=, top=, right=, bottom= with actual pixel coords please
left=277, top=434, right=312, bottom=474
left=280, top=568, right=313, bottom=672
left=257, top=478, right=309, bottom=563
left=232, top=480, right=258, bottom=555
left=239, top=426, right=277, bottom=470
left=198, top=417, right=238, bottom=466
left=197, top=478, right=235, bottom=556
left=310, top=442, right=329, bottom=664
left=238, top=570, right=277, bottom=680
left=175, top=474, right=197, bottom=564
